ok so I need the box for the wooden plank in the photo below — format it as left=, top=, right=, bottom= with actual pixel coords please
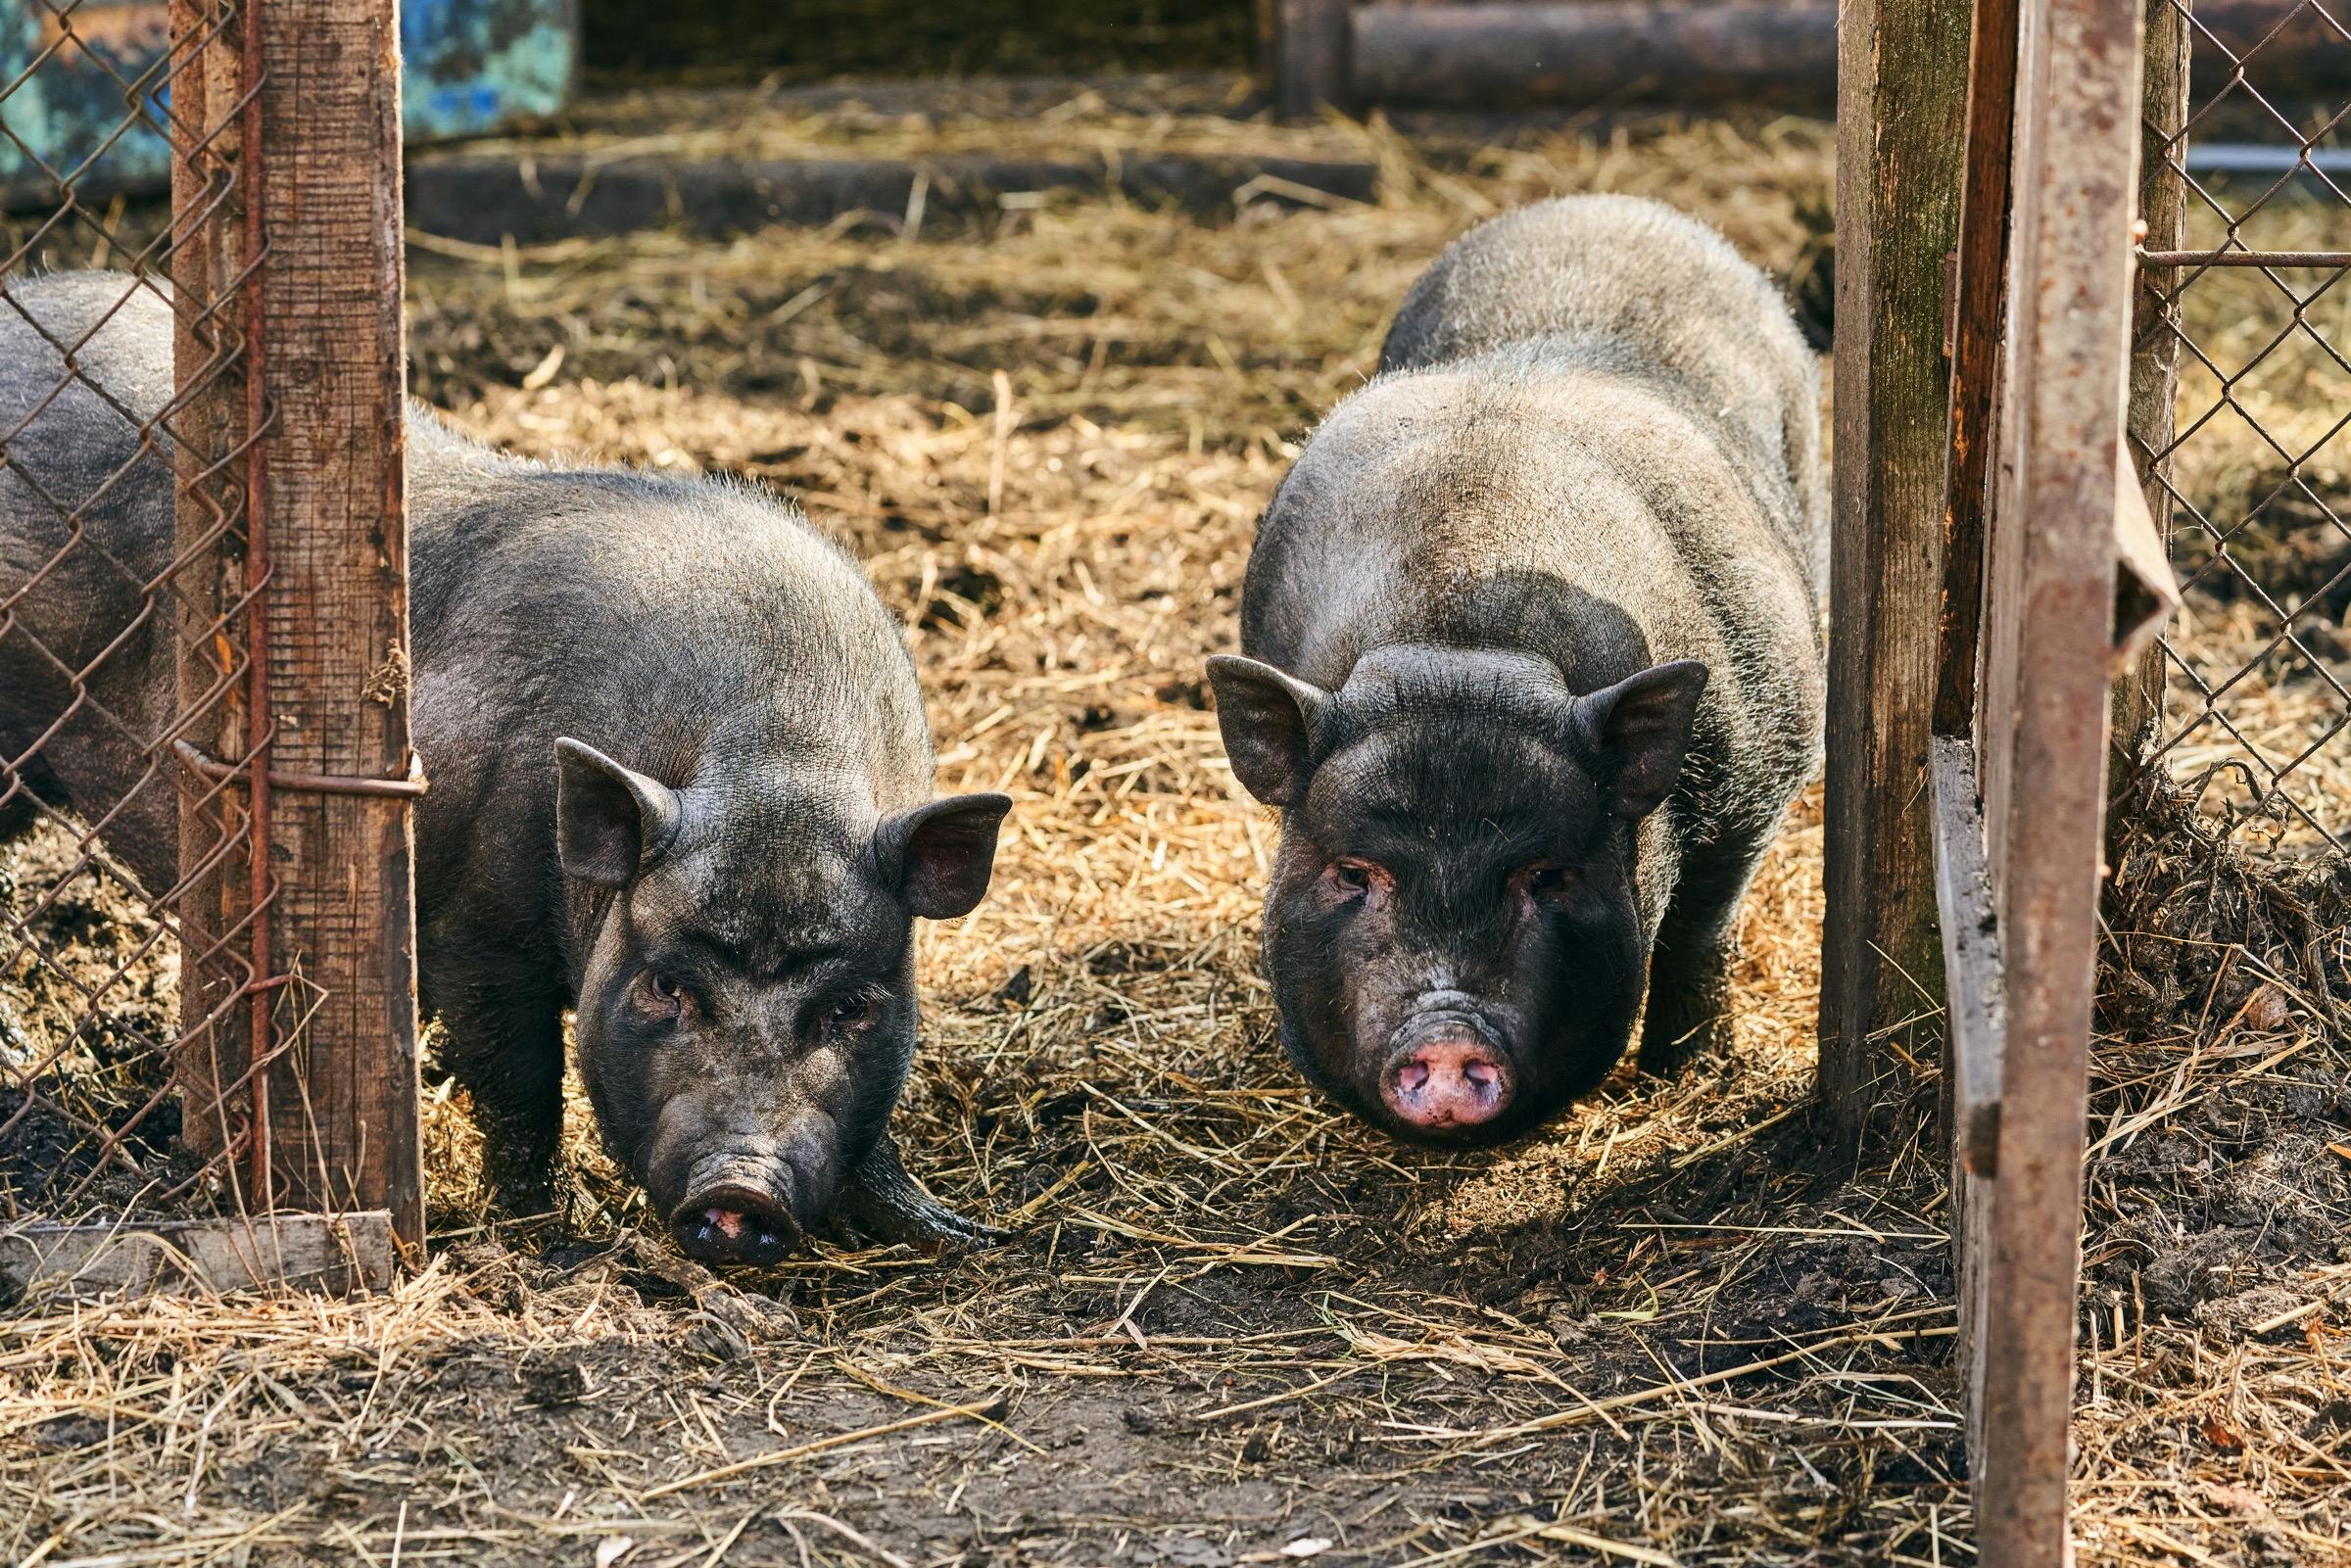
left=1349, top=1, right=1837, bottom=107
left=2114, top=0, right=2189, bottom=755
left=1818, top=0, right=1971, bottom=1142
left=167, top=0, right=263, bottom=1176
left=1929, top=735, right=2000, bottom=1471
left=1274, top=0, right=1352, bottom=119
left=249, top=0, right=424, bottom=1249
left=1973, top=0, right=2147, bottom=1557
left=1, top=1213, right=397, bottom=1300
left=1934, top=0, right=2023, bottom=739
left=1928, top=736, right=2003, bottom=1182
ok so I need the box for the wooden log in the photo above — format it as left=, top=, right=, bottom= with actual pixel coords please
left=1971, top=0, right=2146, bottom=1555
left=1350, top=1, right=1838, bottom=107
left=1274, top=0, right=1352, bottom=119
left=1, top=1213, right=397, bottom=1300
left=404, top=151, right=1380, bottom=246
left=247, top=0, right=425, bottom=1249
left=1818, top=0, right=1970, bottom=1142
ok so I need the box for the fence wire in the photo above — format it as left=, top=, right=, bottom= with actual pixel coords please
left=0, top=0, right=282, bottom=1225
left=2132, top=0, right=2351, bottom=856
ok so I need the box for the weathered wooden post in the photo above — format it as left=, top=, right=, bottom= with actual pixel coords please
left=1274, top=0, right=1352, bottom=118
left=168, top=0, right=267, bottom=1179
left=170, top=0, right=423, bottom=1254
left=2115, top=0, right=2189, bottom=755
left=1819, top=0, right=1972, bottom=1140
left=254, top=0, right=423, bottom=1250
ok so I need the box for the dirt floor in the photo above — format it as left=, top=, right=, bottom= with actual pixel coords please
left=4, top=82, right=2348, bottom=1567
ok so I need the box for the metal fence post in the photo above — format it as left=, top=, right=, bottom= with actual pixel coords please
left=1971, top=0, right=2150, bottom=1556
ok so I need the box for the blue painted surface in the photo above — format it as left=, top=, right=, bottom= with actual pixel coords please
left=0, top=0, right=576, bottom=204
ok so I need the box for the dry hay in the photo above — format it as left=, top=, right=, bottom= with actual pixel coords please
left=0, top=83, right=2341, bottom=1568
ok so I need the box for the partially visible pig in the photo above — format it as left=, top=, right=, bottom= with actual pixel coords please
left=0, top=273, right=1007, bottom=1262
left=1209, top=196, right=1826, bottom=1145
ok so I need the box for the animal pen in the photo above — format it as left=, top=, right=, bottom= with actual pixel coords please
left=1, top=0, right=422, bottom=1285
left=0, top=0, right=2345, bottom=1563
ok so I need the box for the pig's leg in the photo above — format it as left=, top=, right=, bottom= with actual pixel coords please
left=830, top=1129, right=1005, bottom=1253
left=433, top=977, right=568, bottom=1212
left=1635, top=842, right=1762, bottom=1076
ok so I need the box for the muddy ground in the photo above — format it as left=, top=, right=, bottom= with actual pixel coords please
left=4, top=82, right=2347, bottom=1567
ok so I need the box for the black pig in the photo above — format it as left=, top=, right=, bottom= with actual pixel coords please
left=0, top=273, right=1006, bottom=1261
left=1209, top=196, right=1826, bottom=1145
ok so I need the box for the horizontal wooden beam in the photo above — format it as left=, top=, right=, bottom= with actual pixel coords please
left=1, top=1212, right=398, bottom=1300
left=1350, top=1, right=1837, bottom=108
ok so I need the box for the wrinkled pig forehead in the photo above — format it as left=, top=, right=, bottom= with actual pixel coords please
left=632, top=798, right=906, bottom=967
left=1304, top=722, right=1601, bottom=846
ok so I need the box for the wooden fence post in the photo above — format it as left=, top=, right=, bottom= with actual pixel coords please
left=168, top=0, right=264, bottom=1175
left=1820, top=0, right=1972, bottom=1141
left=2115, top=0, right=2188, bottom=755
left=251, top=0, right=423, bottom=1249
left=1932, top=0, right=2022, bottom=1465
left=1274, top=0, right=1352, bottom=119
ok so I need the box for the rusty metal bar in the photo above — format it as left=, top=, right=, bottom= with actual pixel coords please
left=171, top=736, right=429, bottom=798
left=1963, top=0, right=2153, bottom=1558
left=2137, top=247, right=2351, bottom=264
left=239, top=0, right=274, bottom=1219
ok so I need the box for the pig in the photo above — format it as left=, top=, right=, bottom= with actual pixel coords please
left=0, top=272, right=1007, bottom=1262
left=1208, top=196, right=1826, bottom=1146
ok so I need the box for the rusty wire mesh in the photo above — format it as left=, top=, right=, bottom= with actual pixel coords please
left=2131, top=0, right=2351, bottom=856
left=0, top=0, right=277, bottom=1224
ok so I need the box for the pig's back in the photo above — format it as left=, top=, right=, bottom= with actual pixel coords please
left=407, top=452, right=935, bottom=814
left=1376, top=195, right=1824, bottom=591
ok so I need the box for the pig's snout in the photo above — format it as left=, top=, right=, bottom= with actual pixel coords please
left=1382, top=1011, right=1511, bottom=1130
left=671, top=1179, right=800, bottom=1266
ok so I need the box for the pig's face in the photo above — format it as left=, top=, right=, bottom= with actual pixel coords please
left=555, top=739, right=1008, bottom=1264
left=1209, top=647, right=1706, bottom=1146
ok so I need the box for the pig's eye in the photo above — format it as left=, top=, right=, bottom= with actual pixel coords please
left=639, top=970, right=692, bottom=1018
left=1328, top=858, right=1378, bottom=896
left=823, top=993, right=879, bottom=1030
left=1525, top=864, right=1576, bottom=901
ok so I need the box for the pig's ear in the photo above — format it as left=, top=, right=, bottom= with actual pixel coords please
left=1207, top=654, right=1332, bottom=808
left=875, top=792, right=1013, bottom=920
left=1577, top=660, right=1709, bottom=819
left=554, top=738, right=684, bottom=887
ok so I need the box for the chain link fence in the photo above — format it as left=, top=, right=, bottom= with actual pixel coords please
left=2129, top=0, right=2351, bottom=857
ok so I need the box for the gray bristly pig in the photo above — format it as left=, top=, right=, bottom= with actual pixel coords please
left=0, top=272, right=1007, bottom=1262
left=1207, top=196, right=1826, bottom=1146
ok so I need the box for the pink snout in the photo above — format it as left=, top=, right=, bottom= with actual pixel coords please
left=1382, top=1035, right=1511, bottom=1128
